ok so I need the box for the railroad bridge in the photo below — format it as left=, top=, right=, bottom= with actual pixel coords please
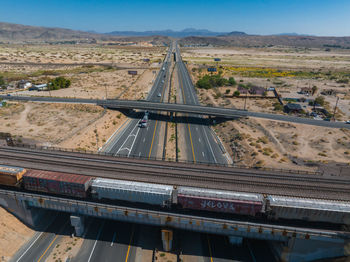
left=0, top=189, right=349, bottom=262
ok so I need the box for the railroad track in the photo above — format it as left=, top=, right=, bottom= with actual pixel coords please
left=0, top=147, right=349, bottom=201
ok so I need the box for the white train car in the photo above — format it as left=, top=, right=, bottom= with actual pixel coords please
left=91, top=178, right=173, bottom=207
left=267, top=195, right=350, bottom=225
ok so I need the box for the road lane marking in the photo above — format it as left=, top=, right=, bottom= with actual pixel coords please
left=143, top=138, right=145, bottom=143
left=37, top=220, right=69, bottom=262
left=16, top=232, right=44, bottom=262
left=198, top=138, right=201, bottom=142
left=206, top=235, right=214, bottom=262
left=125, top=227, right=135, bottom=262
left=187, top=124, right=196, bottom=163
left=88, top=221, right=105, bottom=262
left=111, top=232, right=117, bottom=247
left=148, top=120, right=158, bottom=158
left=37, top=235, right=58, bottom=262
left=202, top=152, right=204, bottom=157
left=179, top=66, right=196, bottom=163
left=202, top=126, right=217, bottom=163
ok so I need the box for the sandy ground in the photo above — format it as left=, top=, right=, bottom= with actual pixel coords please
left=182, top=46, right=350, bottom=70
left=0, top=44, right=165, bottom=65
left=214, top=117, right=350, bottom=169
left=0, top=207, right=34, bottom=262
left=155, top=250, right=177, bottom=262
left=0, top=102, right=103, bottom=145
left=46, top=235, right=84, bottom=262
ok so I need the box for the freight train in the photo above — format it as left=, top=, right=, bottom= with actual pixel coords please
left=1, top=164, right=350, bottom=225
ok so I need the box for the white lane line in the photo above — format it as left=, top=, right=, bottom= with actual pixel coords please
left=143, top=138, right=146, bottom=143
left=202, top=152, right=205, bottom=157
left=87, top=221, right=105, bottom=262
left=101, top=118, right=130, bottom=151
left=202, top=126, right=217, bottom=164
left=138, top=152, right=141, bottom=157
left=198, top=138, right=201, bottom=143
left=111, top=232, right=117, bottom=247
left=16, top=232, right=44, bottom=262
left=128, top=126, right=141, bottom=157
left=115, top=121, right=139, bottom=155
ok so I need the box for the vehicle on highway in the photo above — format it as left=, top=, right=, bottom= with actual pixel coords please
left=157, top=93, right=161, bottom=97
left=139, top=120, right=147, bottom=128
left=1, top=164, right=350, bottom=225
left=346, top=120, right=350, bottom=124
left=161, top=79, right=165, bottom=83
left=162, top=67, right=165, bottom=71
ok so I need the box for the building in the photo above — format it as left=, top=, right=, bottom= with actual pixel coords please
left=29, top=84, right=48, bottom=91
left=300, top=87, right=313, bottom=95
left=17, top=80, right=32, bottom=89
left=237, top=85, right=249, bottom=94
left=321, top=89, right=336, bottom=96
left=284, top=103, right=303, bottom=113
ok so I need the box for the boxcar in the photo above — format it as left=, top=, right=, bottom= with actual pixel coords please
left=22, top=170, right=92, bottom=198
left=177, top=187, right=264, bottom=216
left=91, top=178, right=173, bottom=207
left=267, top=195, right=350, bottom=225
left=0, top=164, right=26, bottom=187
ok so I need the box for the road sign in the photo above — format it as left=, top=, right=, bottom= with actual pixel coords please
left=214, top=58, right=221, bottom=62
left=207, top=67, right=217, bottom=72
left=143, top=59, right=150, bottom=62
left=128, top=70, right=138, bottom=75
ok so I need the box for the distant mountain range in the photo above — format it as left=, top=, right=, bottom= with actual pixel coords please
left=106, top=28, right=247, bottom=37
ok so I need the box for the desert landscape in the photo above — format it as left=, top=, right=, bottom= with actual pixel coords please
left=183, top=46, right=350, bottom=169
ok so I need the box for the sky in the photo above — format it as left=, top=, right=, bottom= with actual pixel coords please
left=1, top=0, right=350, bottom=36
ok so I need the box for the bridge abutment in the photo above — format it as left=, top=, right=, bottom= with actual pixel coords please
left=0, top=192, right=50, bottom=228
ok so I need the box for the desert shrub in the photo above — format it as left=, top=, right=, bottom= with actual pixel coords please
left=48, top=76, right=71, bottom=90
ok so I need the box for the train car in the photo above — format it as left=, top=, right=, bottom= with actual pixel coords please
left=267, top=195, right=350, bottom=225
left=0, top=164, right=26, bottom=187
left=176, top=187, right=264, bottom=216
left=22, top=170, right=92, bottom=198
left=91, top=178, right=173, bottom=207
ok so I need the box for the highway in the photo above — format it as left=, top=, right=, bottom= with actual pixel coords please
left=71, top=43, right=174, bottom=262
left=11, top=213, right=71, bottom=262
left=175, top=44, right=228, bottom=164
left=102, top=43, right=173, bottom=158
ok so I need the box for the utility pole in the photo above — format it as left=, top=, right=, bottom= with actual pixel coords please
left=332, top=96, right=339, bottom=121
left=105, top=84, right=108, bottom=100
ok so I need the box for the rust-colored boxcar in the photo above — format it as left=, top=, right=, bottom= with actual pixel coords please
left=0, top=165, right=26, bottom=187
left=177, top=187, right=264, bottom=216
left=22, top=170, right=92, bottom=198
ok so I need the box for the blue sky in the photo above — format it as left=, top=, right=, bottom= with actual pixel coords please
left=1, top=0, right=350, bottom=36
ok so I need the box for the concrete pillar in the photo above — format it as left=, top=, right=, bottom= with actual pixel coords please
left=70, top=215, right=85, bottom=237
left=228, top=236, right=243, bottom=246
left=161, top=229, right=173, bottom=252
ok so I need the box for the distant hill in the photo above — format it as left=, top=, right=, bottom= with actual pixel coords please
left=106, top=28, right=234, bottom=37
left=180, top=35, right=350, bottom=48
left=0, top=21, right=99, bottom=41
left=0, top=22, right=171, bottom=45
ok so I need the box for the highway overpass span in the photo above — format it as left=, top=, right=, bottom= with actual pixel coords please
left=1, top=95, right=349, bottom=129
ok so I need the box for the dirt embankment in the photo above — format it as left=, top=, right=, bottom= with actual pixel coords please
left=0, top=207, right=34, bottom=262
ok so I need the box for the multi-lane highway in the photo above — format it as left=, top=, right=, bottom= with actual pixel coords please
left=175, top=44, right=228, bottom=164
left=102, top=43, right=173, bottom=158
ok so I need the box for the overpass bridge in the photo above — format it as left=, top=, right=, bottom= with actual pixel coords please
left=1, top=95, right=349, bottom=129
left=0, top=188, right=349, bottom=262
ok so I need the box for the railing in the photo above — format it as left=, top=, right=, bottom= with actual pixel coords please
left=10, top=143, right=321, bottom=176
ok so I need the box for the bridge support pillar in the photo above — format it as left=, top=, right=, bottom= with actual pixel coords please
left=70, top=215, right=85, bottom=237
left=161, top=229, right=173, bottom=252
left=270, top=238, right=348, bottom=262
left=0, top=193, right=50, bottom=228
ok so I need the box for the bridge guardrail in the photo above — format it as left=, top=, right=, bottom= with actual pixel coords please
left=10, top=143, right=322, bottom=176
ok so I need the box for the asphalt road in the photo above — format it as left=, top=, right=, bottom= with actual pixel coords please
left=11, top=212, right=71, bottom=262
left=71, top=44, right=174, bottom=262
left=102, top=43, right=173, bottom=158
left=175, top=45, right=228, bottom=164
